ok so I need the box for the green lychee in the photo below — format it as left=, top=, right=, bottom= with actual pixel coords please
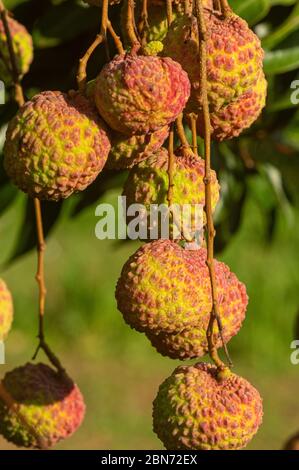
left=116, top=240, right=247, bottom=335
left=0, top=363, right=85, bottom=449
left=0, top=16, right=33, bottom=85
left=197, top=71, right=267, bottom=141
left=95, top=53, right=190, bottom=135
left=0, top=279, right=13, bottom=341
left=4, top=90, right=111, bottom=201
left=122, top=148, right=219, bottom=237
left=153, top=362, right=263, bottom=450
left=107, top=126, right=169, bottom=169
left=163, top=11, right=264, bottom=113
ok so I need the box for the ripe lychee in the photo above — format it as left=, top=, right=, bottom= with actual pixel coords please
left=4, top=90, right=111, bottom=201
left=0, top=16, right=33, bottom=84
left=107, top=126, right=169, bottom=169
left=122, top=148, right=219, bottom=237
left=197, top=72, right=267, bottom=141
left=0, top=279, right=13, bottom=341
left=153, top=362, right=263, bottom=450
left=0, top=363, right=85, bottom=449
left=163, top=11, right=264, bottom=113
left=95, top=54, right=190, bottom=135
left=116, top=240, right=247, bottom=334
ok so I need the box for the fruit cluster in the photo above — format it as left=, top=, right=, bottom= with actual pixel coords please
left=0, top=0, right=266, bottom=450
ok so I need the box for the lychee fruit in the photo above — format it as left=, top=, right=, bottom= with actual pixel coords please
left=197, top=71, right=267, bottom=141
left=4, top=90, right=111, bottom=201
left=0, top=16, right=33, bottom=84
left=163, top=11, right=264, bottom=113
left=153, top=362, right=263, bottom=450
left=107, top=126, right=169, bottom=169
left=0, top=279, right=13, bottom=341
left=122, top=148, right=219, bottom=237
left=95, top=54, right=190, bottom=135
left=116, top=239, right=247, bottom=335
left=0, top=363, right=85, bottom=449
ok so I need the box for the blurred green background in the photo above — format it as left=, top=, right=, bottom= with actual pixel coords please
left=1, top=0, right=299, bottom=450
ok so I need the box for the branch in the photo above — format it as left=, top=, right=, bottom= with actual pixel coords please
left=77, top=34, right=103, bottom=93
left=219, top=0, right=232, bottom=17
left=107, top=20, right=124, bottom=54
left=125, top=0, right=140, bottom=48
left=188, top=113, right=199, bottom=156
left=167, top=124, right=175, bottom=207
left=195, top=0, right=232, bottom=373
left=166, top=0, right=173, bottom=27
left=176, top=113, right=193, bottom=156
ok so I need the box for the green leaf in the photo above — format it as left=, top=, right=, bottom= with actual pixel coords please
left=0, top=183, right=17, bottom=215
left=263, top=3, right=299, bottom=50
left=264, top=46, right=299, bottom=74
left=32, top=1, right=100, bottom=48
left=229, top=0, right=270, bottom=25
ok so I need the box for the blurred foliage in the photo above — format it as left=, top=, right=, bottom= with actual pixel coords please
left=0, top=0, right=299, bottom=260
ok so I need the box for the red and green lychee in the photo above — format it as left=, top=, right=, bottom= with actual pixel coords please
left=153, top=362, right=263, bottom=450
left=0, top=363, right=85, bottom=449
left=4, top=90, right=111, bottom=201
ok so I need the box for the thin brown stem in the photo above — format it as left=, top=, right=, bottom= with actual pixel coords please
left=1, top=1, right=65, bottom=374
left=219, top=0, right=232, bottom=17
left=107, top=20, right=124, bottom=54
left=138, top=0, right=149, bottom=44
left=0, top=1, right=24, bottom=106
left=195, top=0, right=232, bottom=373
left=125, top=0, right=140, bottom=48
left=167, top=124, right=175, bottom=207
left=176, top=113, right=193, bottom=156
left=189, top=113, right=198, bottom=156
left=166, top=0, right=173, bottom=27
left=184, top=0, right=191, bottom=14
left=77, top=34, right=103, bottom=93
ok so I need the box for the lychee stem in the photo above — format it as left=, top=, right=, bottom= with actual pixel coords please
left=0, top=1, right=24, bottom=107
left=219, top=0, right=232, bottom=18
left=189, top=113, right=199, bottom=156
left=125, top=0, right=140, bottom=48
left=195, top=0, right=232, bottom=372
left=77, top=2, right=124, bottom=93
left=138, top=0, right=149, bottom=45
left=167, top=124, right=175, bottom=208
left=176, top=114, right=193, bottom=156
left=166, top=0, right=173, bottom=27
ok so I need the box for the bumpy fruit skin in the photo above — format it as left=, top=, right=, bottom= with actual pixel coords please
left=198, top=72, right=267, bottom=141
left=0, top=16, right=33, bottom=84
left=107, top=126, right=169, bottom=169
left=0, top=279, right=13, bottom=341
left=0, top=363, right=85, bottom=449
left=163, top=12, right=264, bottom=112
left=153, top=362, right=263, bottom=450
left=95, top=54, right=190, bottom=135
left=122, top=148, right=219, bottom=237
left=116, top=240, right=247, bottom=334
left=4, top=90, right=111, bottom=201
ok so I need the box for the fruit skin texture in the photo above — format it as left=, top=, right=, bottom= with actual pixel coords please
left=0, top=16, right=33, bottom=84
left=197, top=72, right=267, bottom=141
left=153, top=362, right=263, bottom=450
left=0, top=279, right=13, bottom=341
left=122, top=148, right=219, bottom=237
left=163, top=12, right=264, bottom=113
left=95, top=54, right=190, bottom=135
left=0, top=363, right=85, bottom=449
left=4, top=90, right=111, bottom=201
left=116, top=240, right=247, bottom=335
left=107, top=126, right=169, bottom=169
